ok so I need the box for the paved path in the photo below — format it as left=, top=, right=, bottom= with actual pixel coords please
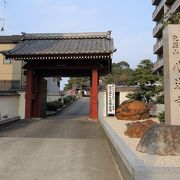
left=0, top=98, right=122, bottom=180
left=59, top=97, right=90, bottom=116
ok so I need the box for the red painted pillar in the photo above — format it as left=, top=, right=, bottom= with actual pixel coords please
left=90, top=68, right=99, bottom=120
left=25, top=68, right=33, bottom=119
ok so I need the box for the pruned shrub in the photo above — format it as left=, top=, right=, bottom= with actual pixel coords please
left=156, top=94, right=164, bottom=104
left=64, top=96, right=72, bottom=105
left=159, top=111, right=165, bottom=123
left=46, top=100, right=64, bottom=111
left=72, top=95, right=77, bottom=101
left=57, top=101, right=64, bottom=108
left=68, top=95, right=76, bottom=102
left=46, top=101, right=59, bottom=111
left=58, top=98, right=63, bottom=103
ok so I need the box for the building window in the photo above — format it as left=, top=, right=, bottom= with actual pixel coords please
left=3, top=56, right=11, bottom=64
left=11, top=80, right=20, bottom=90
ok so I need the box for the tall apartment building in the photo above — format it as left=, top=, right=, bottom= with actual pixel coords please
left=152, top=0, right=180, bottom=73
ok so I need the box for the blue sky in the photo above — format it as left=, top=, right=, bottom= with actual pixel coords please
left=0, top=0, right=156, bottom=88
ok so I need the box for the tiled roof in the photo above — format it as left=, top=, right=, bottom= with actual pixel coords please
left=1, top=31, right=115, bottom=59
left=0, top=35, right=21, bottom=44
left=115, top=86, right=138, bottom=92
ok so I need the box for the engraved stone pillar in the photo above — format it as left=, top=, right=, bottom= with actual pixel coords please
left=163, top=25, right=180, bottom=125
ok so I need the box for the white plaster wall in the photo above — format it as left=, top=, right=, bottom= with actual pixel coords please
left=150, top=104, right=165, bottom=116
left=98, top=91, right=107, bottom=118
left=46, top=77, right=60, bottom=96
left=98, top=91, right=132, bottom=118
left=18, top=92, right=25, bottom=119
left=0, top=92, right=25, bottom=119
left=119, top=91, right=132, bottom=105
left=0, top=95, right=19, bottom=117
left=47, top=95, right=61, bottom=102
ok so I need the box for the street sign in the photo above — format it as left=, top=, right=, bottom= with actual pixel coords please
left=107, top=84, right=115, bottom=115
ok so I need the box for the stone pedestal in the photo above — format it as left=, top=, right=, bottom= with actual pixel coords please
left=163, top=25, right=180, bottom=125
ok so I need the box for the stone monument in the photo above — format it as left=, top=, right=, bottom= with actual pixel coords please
left=137, top=25, right=180, bottom=156
left=164, top=24, right=180, bottom=125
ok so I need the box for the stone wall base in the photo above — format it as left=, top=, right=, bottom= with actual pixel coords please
left=99, top=117, right=180, bottom=180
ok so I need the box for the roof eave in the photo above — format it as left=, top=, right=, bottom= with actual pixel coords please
left=4, top=53, right=113, bottom=61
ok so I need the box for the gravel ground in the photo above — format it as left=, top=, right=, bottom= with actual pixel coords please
left=103, top=117, right=180, bottom=167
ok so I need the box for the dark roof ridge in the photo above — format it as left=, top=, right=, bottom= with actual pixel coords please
left=21, top=31, right=112, bottom=40
left=0, top=35, right=21, bottom=43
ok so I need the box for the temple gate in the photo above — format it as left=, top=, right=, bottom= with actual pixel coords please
left=1, top=32, right=115, bottom=120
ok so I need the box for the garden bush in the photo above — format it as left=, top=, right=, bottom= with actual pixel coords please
left=159, top=111, right=165, bottom=123
left=46, top=101, right=59, bottom=111
left=72, top=95, right=77, bottom=101
left=46, top=100, right=64, bottom=111
left=155, top=94, right=164, bottom=104
left=68, top=95, right=76, bottom=101
left=63, top=95, right=76, bottom=104
left=64, top=96, right=72, bottom=105
left=57, top=101, right=64, bottom=108
left=58, top=97, right=62, bottom=102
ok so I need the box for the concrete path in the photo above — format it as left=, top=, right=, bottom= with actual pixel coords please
left=0, top=98, right=122, bottom=180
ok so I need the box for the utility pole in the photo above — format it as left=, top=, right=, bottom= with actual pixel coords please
left=0, top=0, right=7, bottom=33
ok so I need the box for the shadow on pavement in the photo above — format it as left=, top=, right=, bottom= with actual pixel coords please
left=0, top=116, right=102, bottom=140
left=0, top=97, right=101, bottom=139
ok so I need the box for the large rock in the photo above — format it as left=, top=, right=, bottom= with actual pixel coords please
left=124, top=119, right=157, bottom=138
left=116, top=100, right=150, bottom=120
left=136, top=125, right=180, bottom=156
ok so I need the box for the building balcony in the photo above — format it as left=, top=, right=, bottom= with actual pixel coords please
left=152, top=0, right=162, bottom=5
left=153, top=23, right=163, bottom=38
left=0, top=80, right=24, bottom=92
left=165, top=0, right=180, bottom=16
left=153, top=0, right=180, bottom=37
left=153, top=38, right=163, bottom=54
left=153, top=0, right=165, bottom=21
left=165, top=0, right=175, bottom=5
left=154, top=58, right=164, bottom=71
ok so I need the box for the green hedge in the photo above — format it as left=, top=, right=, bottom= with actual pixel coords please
left=46, top=102, right=59, bottom=111
left=56, top=101, right=64, bottom=108
left=58, top=98, right=63, bottom=103
left=46, top=100, right=64, bottom=111
left=63, top=95, right=76, bottom=105
left=64, top=96, right=72, bottom=105
left=46, top=96, right=76, bottom=111
left=159, top=111, right=165, bottom=123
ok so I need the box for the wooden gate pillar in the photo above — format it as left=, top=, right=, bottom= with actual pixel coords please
left=90, top=76, right=92, bottom=117
left=90, top=68, right=99, bottom=120
left=25, top=68, right=33, bottom=119
left=32, top=75, right=42, bottom=118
